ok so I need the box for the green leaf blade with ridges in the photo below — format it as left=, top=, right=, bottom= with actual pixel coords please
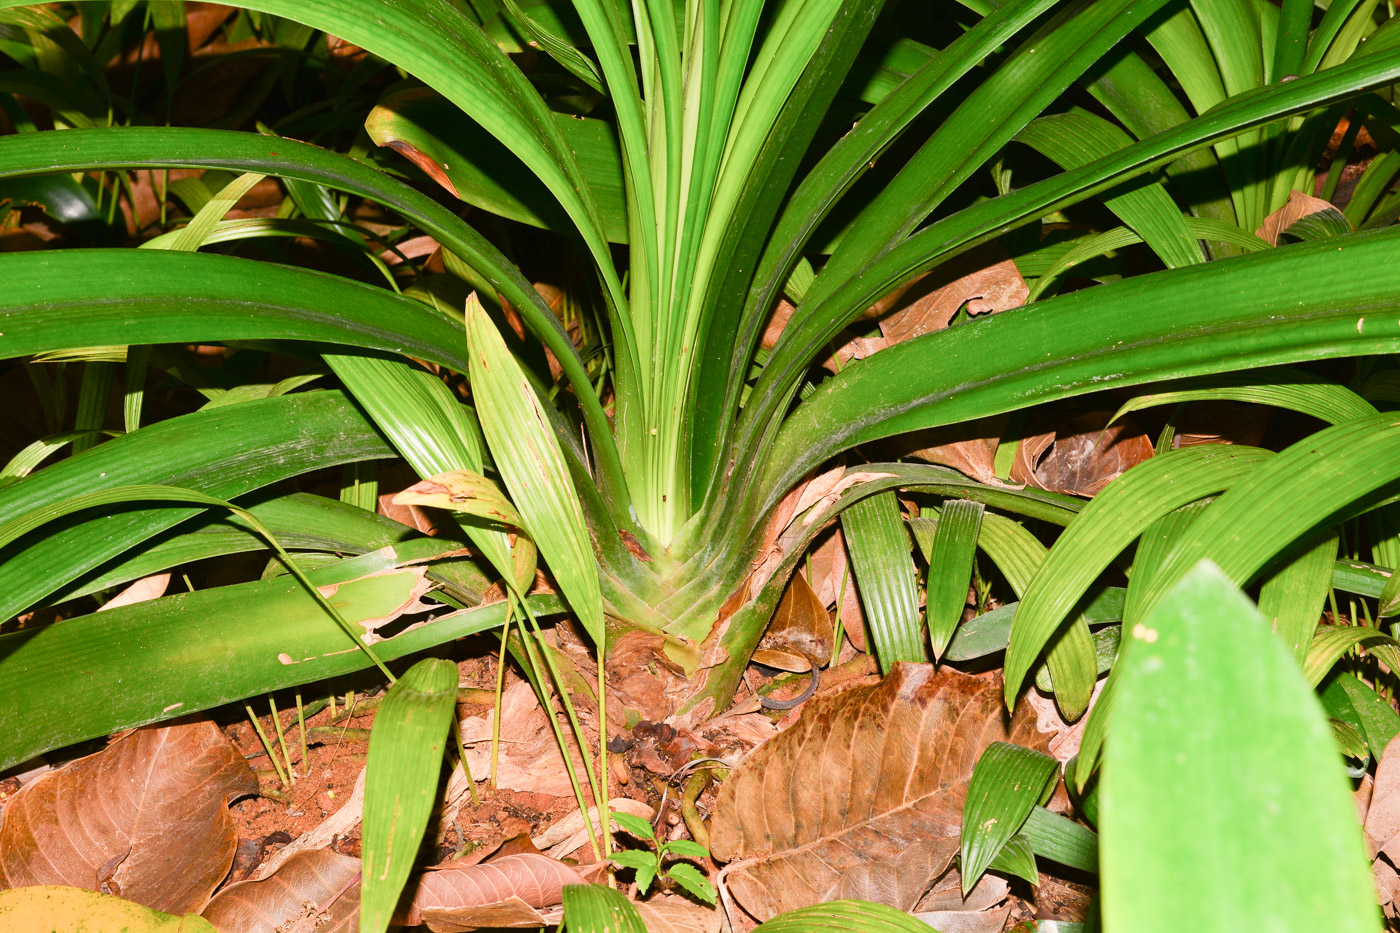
left=361, top=658, right=461, bottom=933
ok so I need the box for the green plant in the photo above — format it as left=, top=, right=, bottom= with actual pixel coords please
left=5, top=0, right=1400, bottom=927
left=607, top=811, right=717, bottom=904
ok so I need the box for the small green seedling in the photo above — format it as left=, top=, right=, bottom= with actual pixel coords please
left=607, top=811, right=717, bottom=905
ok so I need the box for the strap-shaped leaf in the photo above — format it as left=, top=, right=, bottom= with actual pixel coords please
left=986, top=833, right=1038, bottom=887
left=1006, top=446, right=1272, bottom=704
left=560, top=883, right=648, bottom=933
left=751, top=899, right=942, bottom=932
left=1330, top=673, right=1400, bottom=756
left=0, top=390, right=394, bottom=622
left=1257, top=531, right=1338, bottom=667
left=361, top=658, right=460, bottom=933
left=465, top=295, right=603, bottom=642
left=0, top=548, right=552, bottom=772
left=841, top=491, right=923, bottom=671
left=1109, top=367, right=1378, bottom=427
left=1132, top=415, right=1400, bottom=628
left=961, top=742, right=1059, bottom=894
left=1304, top=624, right=1400, bottom=689
left=326, top=353, right=522, bottom=589
left=1102, top=561, right=1378, bottom=933
left=1016, top=110, right=1203, bottom=269
left=922, top=499, right=984, bottom=660
left=1021, top=805, right=1098, bottom=874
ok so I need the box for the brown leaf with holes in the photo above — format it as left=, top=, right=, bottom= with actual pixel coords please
left=753, top=571, right=833, bottom=671
left=1256, top=190, right=1344, bottom=246
left=400, top=852, right=583, bottom=931
left=1010, top=411, right=1153, bottom=497
left=709, top=664, right=1046, bottom=921
left=0, top=719, right=257, bottom=914
left=201, top=849, right=361, bottom=933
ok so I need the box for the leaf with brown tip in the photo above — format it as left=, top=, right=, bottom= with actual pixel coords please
left=0, top=719, right=257, bottom=914
left=709, top=664, right=1046, bottom=921
left=201, top=849, right=362, bottom=933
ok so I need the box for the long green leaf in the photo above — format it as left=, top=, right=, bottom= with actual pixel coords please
left=0, top=127, right=625, bottom=506
left=0, top=391, right=393, bottom=622
left=921, top=499, right=984, bottom=659
left=1101, top=561, right=1379, bottom=933
left=0, top=547, right=556, bottom=770
left=1131, top=414, right=1400, bottom=627
left=761, top=226, right=1400, bottom=526
left=1257, top=531, right=1339, bottom=667
left=751, top=900, right=940, bottom=933
left=840, top=491, right=923, bottom=672
left=960, top=742, right=1059, bottom=894
left=1005, top=446, right=1272, bottom=704
left=560, top=884, right=648, bottom=933
left=465, top=295, right=603, bottom=642
left=361, top=658, right=460, bottom=933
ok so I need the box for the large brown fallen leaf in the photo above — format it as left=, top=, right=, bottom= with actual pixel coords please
left=709, top=664, right=1046, bottom=921
left=401, top=852, right=584, bottom=931
left=201, top=849, right=361, bottom=933
left=0, top=719, right=257, bottom=914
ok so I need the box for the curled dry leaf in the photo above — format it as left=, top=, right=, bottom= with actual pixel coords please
left=1172, top=400, right=1271, bottom=449
left=1027, top=681, right=1106, bottom=764
left=607, top=629, right=692, bottom=725
left=1010, top=411, right=1153, bottom=497
left=400, top=852, right=584, bottom=931
left=0, top=719, right=257, bottom=914
left=753, top=571, right=833, bottom=672
left=1256, top=190, right=1344, bottom=246
left=808, top=527, right=866, bottom=653
left=709, top=664, right=1046, bottom=921
left=201, top=849, right=362, bottom=933
left=760, top=246, right=1028, bottom=372
left=527, top=798, right=655, bottom=858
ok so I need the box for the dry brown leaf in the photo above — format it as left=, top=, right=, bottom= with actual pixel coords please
left=826, top=247, right=1028, bottom=369
left=608, top=629, right=692, bottom=725
left=201, top=849, right=361, bottom=933
left=1172, top=400, right=1271, bottom=449
left=1366, top=734, right=1400, bottom=860
left=808, top=528, right=867, bottom=653
left=828, top=837, right=958, bottom=909
left=752, top=572, right=833, bottom=672
left=1027, top=681, right=1105, bottom=763
left=456, top=681, right=589, bottom=797
left=885, top=416, right=1010, bottom=487
left=0, top=719, right=257, bottom=914
left=527, top=799, right=655, bottom=858
left=636, top=896, right=722, bottom=933
left=1010, top=411, right=1153, bottom=497
left=1256, top=190, right=1343, bottom=246
left=709, top=664, right=1046, bottom=921
left=914, top=870, right=1012, bottom=933
left=400, top=852, right=584, bottom=931
left=97, top=572, right=171, bottom=611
